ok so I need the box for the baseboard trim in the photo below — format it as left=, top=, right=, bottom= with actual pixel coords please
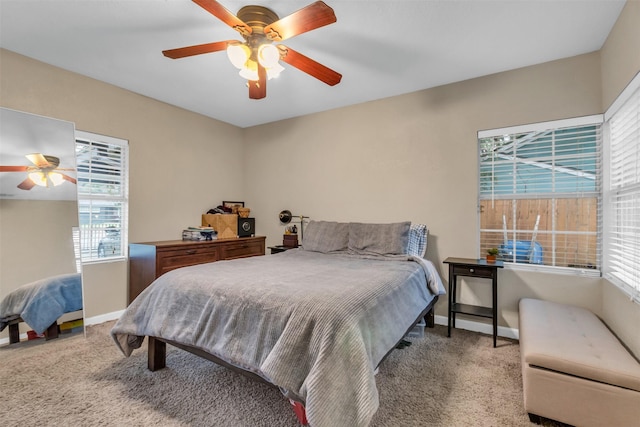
left=0, top=334, right=26, bottom=346
left=434, top=315, right=520, bottom=340
left=84, top=309, right=125, bottom=326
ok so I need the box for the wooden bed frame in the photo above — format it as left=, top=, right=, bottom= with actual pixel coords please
left=145, top=296, right=439, bottom=424
left=7, top=318, right=59, bottom=344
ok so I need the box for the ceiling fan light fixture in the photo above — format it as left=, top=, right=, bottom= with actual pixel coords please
left=162, top=1, right=341, bottom=98
left=239, top=60, right=259, bottom=81
left=227, top=43, right=251, bottom=69
left=257, top=44, right=280, bottom=68
left=28, top=171, right=48, bottom=187
left=48, top=171, right=65, bottom=186
left=266, top=62, right=284, bottom=80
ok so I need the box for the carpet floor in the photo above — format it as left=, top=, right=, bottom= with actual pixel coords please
left=0, top=322, right=563, bottom=426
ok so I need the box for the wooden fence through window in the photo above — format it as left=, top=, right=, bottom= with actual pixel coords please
left=480, top=198, right=598, bottom=268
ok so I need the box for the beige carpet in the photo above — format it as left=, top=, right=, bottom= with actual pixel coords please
left=0, top=322, right=562, bottom=427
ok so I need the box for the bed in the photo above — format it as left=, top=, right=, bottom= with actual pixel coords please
left=0, top=272, right=83, bottom=344
left=111, top=221, right=445, bottom=427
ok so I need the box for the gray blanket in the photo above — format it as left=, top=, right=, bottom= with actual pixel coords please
left=0, top=272, right=82, bottom=334
left=111, top=249, right=445, bottom=427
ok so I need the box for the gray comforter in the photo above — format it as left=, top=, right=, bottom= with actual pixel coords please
left=111, top=249, right=445, bottom=427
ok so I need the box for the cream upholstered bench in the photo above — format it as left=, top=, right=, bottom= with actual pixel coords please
left=519, top=298, right=640, bottom=427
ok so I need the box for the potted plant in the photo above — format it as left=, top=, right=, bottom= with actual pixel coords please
left=486, top=248, right=499, bottom=262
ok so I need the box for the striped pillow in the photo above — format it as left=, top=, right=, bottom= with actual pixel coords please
left=407, top=224, right=428, bottom=257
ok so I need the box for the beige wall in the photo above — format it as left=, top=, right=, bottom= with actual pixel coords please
left=1, top=49, right=245, bottom=322
left=601, top=0, right=640, bottom=110
left=0, top=200, right=78, bottom=289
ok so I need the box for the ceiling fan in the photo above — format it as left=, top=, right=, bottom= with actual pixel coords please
left=162, top=0, right=342, bottom=99
left=0, top=153, right=77, bottom=190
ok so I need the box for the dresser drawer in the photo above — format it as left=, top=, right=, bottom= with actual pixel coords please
left=222, top=240, right=264, bottom=260
left=157, top=246, right=219, bottom=274
left=129, top=236, right=265, bottom=304
left=453, top=265, right=495, bottom=278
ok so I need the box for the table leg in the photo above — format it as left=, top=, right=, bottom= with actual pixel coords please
left=447, top=264, right=455, bottom=337
left=492, top=275, right=498, bottom=348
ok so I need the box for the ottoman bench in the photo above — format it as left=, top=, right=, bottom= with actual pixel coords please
left=519, top=298, right=640, bottom=427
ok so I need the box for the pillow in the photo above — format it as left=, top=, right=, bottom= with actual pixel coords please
left=407, top=223, right=428, bottom=257
left=301, top=220, right=349, bottom=253
left=348, top=221, right=411, bottom=256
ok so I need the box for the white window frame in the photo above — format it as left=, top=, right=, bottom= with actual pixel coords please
left=75, top=130, right=129, bottom=263
left=478, top=115, right=603, bottom=276
left=603, top=72, right=640, bottom=303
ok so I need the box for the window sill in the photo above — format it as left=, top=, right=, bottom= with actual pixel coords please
left=82, top=256, right=127, bottom=265
left=503, top=262, right=601, bottom=278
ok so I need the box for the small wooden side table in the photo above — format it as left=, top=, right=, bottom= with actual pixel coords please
left=443, top=257, right=504, bottom=347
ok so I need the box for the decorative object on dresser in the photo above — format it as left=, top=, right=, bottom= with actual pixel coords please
left=222, top=201, right=244, bottom=211
left=237, top=217, right=255, bottom=237
left=202, top=213, right=238, bottom=238
left=128, top=236, right=265, bottom=303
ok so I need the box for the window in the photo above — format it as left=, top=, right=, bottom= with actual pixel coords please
left=75, top=131, right=128, bottom=261
left=604, top=73, right=640, bottom=302
left=478, top=115, right=602, bottom=273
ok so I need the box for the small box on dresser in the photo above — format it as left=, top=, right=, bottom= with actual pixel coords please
left=201, top=214, right=238, bottom=239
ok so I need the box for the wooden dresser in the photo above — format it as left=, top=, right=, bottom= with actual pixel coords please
left=128, top=236, right=266, bottom=303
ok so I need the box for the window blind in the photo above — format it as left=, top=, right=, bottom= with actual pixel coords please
left=604, top=74, right=640, bottom=302
left=478, top=115, right=602, bottom=271
left=75, top=131, right=128, bottom=262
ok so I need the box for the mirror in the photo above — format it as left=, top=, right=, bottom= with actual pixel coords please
left=0, top=107, right=82, bottom=344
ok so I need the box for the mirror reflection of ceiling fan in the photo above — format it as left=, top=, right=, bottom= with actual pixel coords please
left=163, top=0, right=342, bottom=99
left=0, top=153, right=77, bottom=190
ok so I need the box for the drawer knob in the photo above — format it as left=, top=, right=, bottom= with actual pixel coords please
left=470, top=268, right=474, bottom=273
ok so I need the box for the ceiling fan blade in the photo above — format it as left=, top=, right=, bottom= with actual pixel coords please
left=17, top=177, right=36, bottom=191
left=278, top=45, right=342, bottom=86
left=26, top=153, right=50, bottom=168
left=248, top=65, right=267, bottom=99
left=264, top=1, right=336, bottom=42
left=193, top=0, right=252, bottom=35
left=0, top=165, right=29, bottom=172
left=163, top=40, right=239, bottom=59
left=60, top=173, right=77, bottom=184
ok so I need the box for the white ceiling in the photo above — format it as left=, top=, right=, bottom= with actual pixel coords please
left=0, top=0, right=626, bottom=128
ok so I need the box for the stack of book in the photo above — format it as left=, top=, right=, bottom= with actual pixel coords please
left=183, top=226, right=217, bottom=241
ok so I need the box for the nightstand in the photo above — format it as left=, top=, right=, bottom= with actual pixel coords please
left=443, top=257, right=504, bottom=347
